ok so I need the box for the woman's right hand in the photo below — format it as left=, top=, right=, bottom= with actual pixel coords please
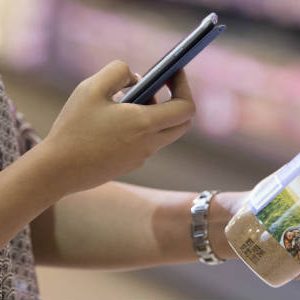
left=43, top=60, right=195, bottom=195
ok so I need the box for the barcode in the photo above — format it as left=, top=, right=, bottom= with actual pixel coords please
left=240, top=238, right=265, bottom=265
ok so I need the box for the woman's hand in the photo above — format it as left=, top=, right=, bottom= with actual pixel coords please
left=208, top=192, right=250, bottom=260
left=43, top=60, right=195, bottom=195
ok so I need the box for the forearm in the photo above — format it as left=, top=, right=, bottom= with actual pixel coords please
left=31, top=181, right=197, bottom=269
left=0, top=141, right=64, bottom=247
left=31, top=181, right=243, bottom=270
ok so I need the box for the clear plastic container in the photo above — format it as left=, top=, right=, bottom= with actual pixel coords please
left=225, top=154, right=300, bottom=287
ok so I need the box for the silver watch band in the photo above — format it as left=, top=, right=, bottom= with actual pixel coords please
left=191, top=190, right=225, bottom=265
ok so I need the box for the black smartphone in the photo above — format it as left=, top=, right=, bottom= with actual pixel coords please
left=120, top=13, right=226, bottom=105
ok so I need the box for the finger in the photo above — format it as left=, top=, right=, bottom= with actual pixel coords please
left=112, top=91, right=125, bottom=103
left=135, top=73, right=142, bottom=81
left=167, top=69, right=193, bottom=101
left=87, top=60, right=137, bottom=98
left=155, top=120, right=192, bottom=150
left=141, top=97, right=195, bottom=131
left=148, top=95, right=159, bottom=105
left=134, top=73, right=157, bottom=105
left=149, top=85, right=172, bottom=105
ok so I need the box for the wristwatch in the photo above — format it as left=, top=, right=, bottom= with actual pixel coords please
left=191, top=190, right=225, bottom=265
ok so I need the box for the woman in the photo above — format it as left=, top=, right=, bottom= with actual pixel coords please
left=0, top=60, right=244, bottom=299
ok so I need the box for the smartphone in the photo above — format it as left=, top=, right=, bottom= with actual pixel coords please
left=120, top=13, right=226, bottom=105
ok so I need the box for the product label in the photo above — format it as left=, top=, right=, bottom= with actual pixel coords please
left=239, top=238, right=266, bottom=265
left=249, top=153, right=300, bottom=261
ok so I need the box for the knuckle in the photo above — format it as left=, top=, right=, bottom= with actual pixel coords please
left=112, top=60, right=130, bottom=75
left=73, top=79, right=91, bottom=99
left=111, top=60, right=133, bottom=87
left=182, top=122, right=192, bottom=135
left=178, top=121, right=192, bottom=136
left=77, top=78, right=90, bottom=92
left=187, top=101, right=196, bottom=115
left=185, top=120, right=193, bottom=129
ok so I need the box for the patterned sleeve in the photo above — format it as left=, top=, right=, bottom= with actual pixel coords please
left=8, top=99, right=42, bottom=155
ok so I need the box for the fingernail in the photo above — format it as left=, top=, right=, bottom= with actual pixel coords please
left=167, top=87, right=172, bottom=99
left=134, top=73, right=142, bottom=81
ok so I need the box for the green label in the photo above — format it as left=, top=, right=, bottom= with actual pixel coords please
left=256, top=177, right=300, bottom=261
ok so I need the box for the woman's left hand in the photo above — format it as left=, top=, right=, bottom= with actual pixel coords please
left=208, top=191, right=250, bottom=260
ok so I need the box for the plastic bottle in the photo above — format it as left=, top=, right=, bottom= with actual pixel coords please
left=225, top=153, right=300, bottom=287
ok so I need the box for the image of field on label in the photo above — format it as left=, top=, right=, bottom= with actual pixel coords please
left=256, top=176, right=300, bottom=262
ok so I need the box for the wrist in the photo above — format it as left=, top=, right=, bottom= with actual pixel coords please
left=0, top=141, right=66, bottom=246
left=6, top=140, right=69, bottom=202
left=191, top=191, right=226, bottom=265
left=41, top=136, right=96, bottom=196
left=152, top=192, right=198, bottom=264
left=37, top=138, right=72, bottom=197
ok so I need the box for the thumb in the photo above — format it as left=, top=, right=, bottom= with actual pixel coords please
left=134, top=72, right=158, bottom=105
left=87, top=60, right=137, bottom=99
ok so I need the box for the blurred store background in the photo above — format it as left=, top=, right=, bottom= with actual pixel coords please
left=1, top=0, right=300, bottom=299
